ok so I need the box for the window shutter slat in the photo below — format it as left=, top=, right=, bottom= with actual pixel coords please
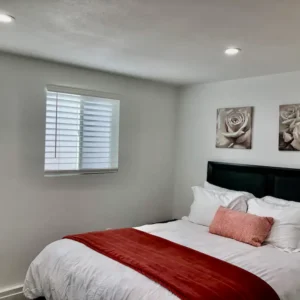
left=46, top=103, right=113, bottom=113
left=44, top=86, right=120, bottom=176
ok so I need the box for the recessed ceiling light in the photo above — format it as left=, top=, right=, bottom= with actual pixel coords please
left=225, top=48, right=241, bottom=56
left=0, top=14, right=15, bottom=23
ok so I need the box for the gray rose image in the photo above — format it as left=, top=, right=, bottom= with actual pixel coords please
left=279, top=104, right=300, bottom=151
left=216, top=107, right=253, bottom=149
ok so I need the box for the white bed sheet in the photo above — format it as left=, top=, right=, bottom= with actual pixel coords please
left=23, top=220, right=300, bottom=300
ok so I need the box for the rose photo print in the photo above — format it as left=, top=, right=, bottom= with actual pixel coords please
left=279, top=104, right=300, bottom=151
left=216, top=106, right=253, bottom=149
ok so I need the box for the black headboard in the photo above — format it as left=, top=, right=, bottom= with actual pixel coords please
left=207, top=161, right=300, bottom=202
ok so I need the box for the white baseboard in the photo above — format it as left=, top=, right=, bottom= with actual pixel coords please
left=0, top=286, right=26, bottom=300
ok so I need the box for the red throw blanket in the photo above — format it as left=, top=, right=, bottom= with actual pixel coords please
left=64, top=228, right=279, bottom=300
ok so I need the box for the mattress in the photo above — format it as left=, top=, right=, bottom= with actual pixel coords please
left=24, top=220, right=300, bottom=300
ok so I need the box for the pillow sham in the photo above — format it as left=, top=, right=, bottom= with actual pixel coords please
left=262, top=196, right=300, bottom=208
left=248, top=198, right=300, bottom=252
left=204, top=181, right=229, bottom=192
left=204, top=181, right=254, bottom=200
left=209, top=206, right=274, bottom=247
left=186, top=186, right=248, bottom=227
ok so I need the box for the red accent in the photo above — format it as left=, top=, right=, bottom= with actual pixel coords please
left=64, top=228, right=279, bottom=300
left=209, top=206, right=274, bottom=247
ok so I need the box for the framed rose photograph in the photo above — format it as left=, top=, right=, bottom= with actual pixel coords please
left=279, top=104, right=300, bottom=151
left=216, top=106, right=253, bottom=149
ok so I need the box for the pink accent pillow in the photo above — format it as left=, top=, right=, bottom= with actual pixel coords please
left=209, top=206, right=274, bottom=247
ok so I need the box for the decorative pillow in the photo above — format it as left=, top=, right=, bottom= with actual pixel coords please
left=185, top=186, right=248, bottom=227
left=204, top=181, right=254, bottom=200
left=262, top=196, right=300, bottom=208
left=248, top=198, right=300, bottom=252
left=209, top=206, right=274, bottom=247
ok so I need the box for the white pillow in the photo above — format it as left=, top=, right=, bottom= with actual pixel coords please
left=204, top=181, right=230, bottom=192
left=204, top=181, right=254, bottom=200
left=248, top=198, right=300, bottom=252
left=186, top=186, right=248, bottom=227
left=262, top=196, right=300, bottom=208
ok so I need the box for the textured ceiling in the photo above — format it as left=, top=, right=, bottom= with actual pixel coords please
left=0, top=0, right=300, bottom=84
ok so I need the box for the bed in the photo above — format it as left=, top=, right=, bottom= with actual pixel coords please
left=23, top=161, right=300, bottom=300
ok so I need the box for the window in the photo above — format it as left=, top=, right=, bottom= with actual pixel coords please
left=44, top=85, right=120, bottom=176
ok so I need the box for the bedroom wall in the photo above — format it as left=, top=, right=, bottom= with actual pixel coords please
left=0, top=53, right=178, bottom=291
left=173, top=71, right=300, bottom=217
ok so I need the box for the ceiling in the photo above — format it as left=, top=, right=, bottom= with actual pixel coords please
left=0, top=0, right=300, bottom=85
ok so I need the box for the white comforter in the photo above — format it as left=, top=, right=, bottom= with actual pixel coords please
left=24, top=220, right=300, bottom=300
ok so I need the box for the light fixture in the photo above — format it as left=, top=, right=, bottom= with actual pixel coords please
left=225, top=48, right=241, bottom=56
left=0, top=14, right=15, bottom=23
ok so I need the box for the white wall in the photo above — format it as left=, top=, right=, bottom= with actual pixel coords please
left=0, top=53, right=178, bottom=290
left=173, top=71, right=300, bottom=217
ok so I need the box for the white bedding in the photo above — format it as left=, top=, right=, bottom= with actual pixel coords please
left=24, top=220, right=300, bottom=300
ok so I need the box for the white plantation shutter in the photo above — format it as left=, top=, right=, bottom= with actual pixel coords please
left=45, top=85, right=120, bottom=176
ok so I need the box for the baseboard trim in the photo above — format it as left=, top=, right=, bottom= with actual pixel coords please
left=0, top=286, right=25, bottom=300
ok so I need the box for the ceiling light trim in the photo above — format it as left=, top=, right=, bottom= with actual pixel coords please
left=225, top=48, right=241, bottom=56
left=0, top=13, right=15, bottom=23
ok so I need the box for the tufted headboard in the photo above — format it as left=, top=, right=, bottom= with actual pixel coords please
left=207, top=161, right=300, bottom=202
